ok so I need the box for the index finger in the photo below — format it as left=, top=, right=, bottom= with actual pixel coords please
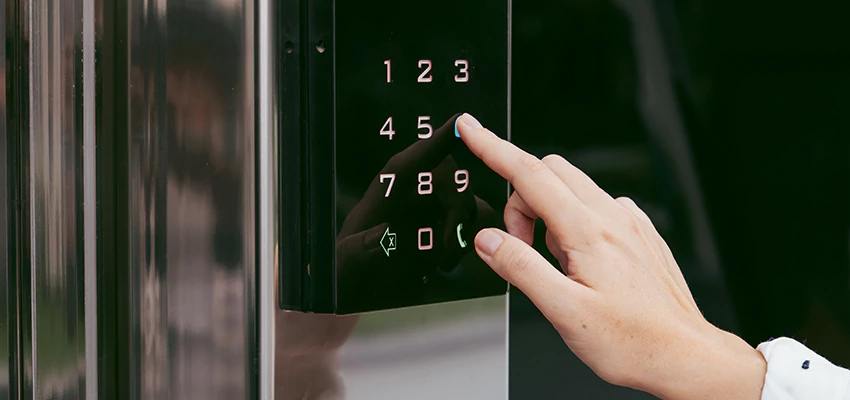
left=456, top=114, right=590, bottom=233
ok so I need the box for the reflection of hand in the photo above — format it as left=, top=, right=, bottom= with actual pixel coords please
left=339, top=113, right=476, bottom=242
left=336, top=115, right=500, bottom=311
left=274, top=246, right=359, bottom=399
left=457, top=114, right=767, bottom=400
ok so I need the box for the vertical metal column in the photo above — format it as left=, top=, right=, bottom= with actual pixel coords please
left=1, top=2, right=10, bottom=397
left=26, top=0, right=89, bottom=398
left=125, top=1, right=256, bottom=399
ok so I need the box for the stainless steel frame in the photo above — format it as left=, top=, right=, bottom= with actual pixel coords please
left=26, top=0, right=90, bottom=398
left=1, top=3, right=9, bottom=398
left=125, top=0, right=256, bottom=398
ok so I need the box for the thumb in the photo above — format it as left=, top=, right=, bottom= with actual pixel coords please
left=474, top=228, right=585, bottom=318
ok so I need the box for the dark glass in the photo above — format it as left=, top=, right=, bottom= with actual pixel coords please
left=333, top=0, right=510, bottom=314
left=280, top=0, right=510, bottom=314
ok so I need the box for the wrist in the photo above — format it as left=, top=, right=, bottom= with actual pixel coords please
left=645, top=324, right=766, bottom=400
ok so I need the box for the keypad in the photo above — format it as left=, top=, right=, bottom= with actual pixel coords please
left=332, top=0, right=510, bottom=313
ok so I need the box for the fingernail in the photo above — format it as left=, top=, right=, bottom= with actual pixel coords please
left=461, top=113, right=483, bottom=129
left=455, top=113, right=482, bottom=137
left=476, top=229, right=504, bottom=257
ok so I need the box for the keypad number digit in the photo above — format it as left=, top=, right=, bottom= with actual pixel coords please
left=384, top=59, right=392, bottom=83
left=418, top=227, right=434, bottom=251
left=455, top=170, right=469, bottom=192
left=417, top=116, right=433, bottom=139
left=418, top=60, right=433, bottom=83
left=454, top=60, right=470, bottom=83
left=418, top=172, right=433, bottom=195
left=380, top=116, right=395, bottom=140
left=379, top=174, right=396, bottom=198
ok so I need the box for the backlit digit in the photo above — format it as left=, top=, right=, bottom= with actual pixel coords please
left=379, top=174, right=396, bottom=197
left=455, top=170, right=469, bottom=192
left=454, top=60, right=469, bottom=82
left=418, top=60, right=433, bottom=83
left=418, top=172, right=433, bottom=195
left=418, top=227, right=434, bottom=251
left=417, top=116, right=433, bottom=139
left=384, top=59, right=391, bottom=83
left=380, top=117, right=395, bottom=140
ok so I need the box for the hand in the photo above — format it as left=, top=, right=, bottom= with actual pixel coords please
left=456, top=114, right=767, bottom=400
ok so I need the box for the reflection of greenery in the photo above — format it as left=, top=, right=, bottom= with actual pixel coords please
left=34, top=294, right=85, bottom=376
left=353, top=295, right=506, bottom=336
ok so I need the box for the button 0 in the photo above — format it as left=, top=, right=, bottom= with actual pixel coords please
left=418, top=227, right=434, bottom=251
left=380, top=226, right=397, bottom=257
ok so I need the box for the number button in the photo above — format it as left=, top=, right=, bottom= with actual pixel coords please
left=379, top=174, right=396, bottom=197
left=418, top=172, right=433, bottom=195
left=384, top=59, right=392, bottom=83
left=454, top=60, right=469, bottom=82
left=380, top=116, right=395, bottom=140
left=454, top=170, right=469, bottom=192
left=418, top=227, right=434, bottom=251
left=417, top=116, right=433, bottom=139
left=418, top=60, right=433, bottom=83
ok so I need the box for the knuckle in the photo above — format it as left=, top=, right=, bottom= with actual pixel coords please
left=541, top=153, right=566, bottom=165
left=614, top=197, right=648, bottom=225
left=625, top=214, right=643, bottom=234
left=500, top=245, right=535, bottom=278
left=615, top=196, right=634, bottom=207
left=518, top=154, right=548, bottom=175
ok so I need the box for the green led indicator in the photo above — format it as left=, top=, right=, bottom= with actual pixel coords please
left=457, top=223, right=467, bottom=248
left=381, top=226, right=397, bottom=257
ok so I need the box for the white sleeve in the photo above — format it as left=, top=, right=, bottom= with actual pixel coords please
left=758, top=337, right=850, bottom=400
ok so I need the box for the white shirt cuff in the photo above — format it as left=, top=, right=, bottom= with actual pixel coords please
left=758, top=337, right=850, bottom=400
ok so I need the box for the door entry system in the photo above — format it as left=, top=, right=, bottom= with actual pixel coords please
left=279, top=0, right=510, bottom=314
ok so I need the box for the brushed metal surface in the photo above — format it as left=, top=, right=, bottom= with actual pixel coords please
left=26, top=0, right=89, bottom=398
left=125, top=0, right=255, bottom=399
left=271, top=295, right=507, bottom=400
left=1, top=2, right=9, bottom=396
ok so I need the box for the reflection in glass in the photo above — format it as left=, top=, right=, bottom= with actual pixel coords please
left=26, top=0, right=88, bottom=398
left=126, top=1, right=254, bottom=398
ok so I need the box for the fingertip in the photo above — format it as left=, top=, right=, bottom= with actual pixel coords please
left=456, top=113, right=484, bottom=139
left=458, top=113, right=483, bottom=131
left=475, top=228, right=506, bottom=259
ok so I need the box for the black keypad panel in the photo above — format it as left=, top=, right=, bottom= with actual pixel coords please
left=278, top=0, right=509, bottom=314
left=333, top=1, right=509, bottom=313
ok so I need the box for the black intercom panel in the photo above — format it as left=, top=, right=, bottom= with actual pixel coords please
left=279, top=0, right=510, bottom=314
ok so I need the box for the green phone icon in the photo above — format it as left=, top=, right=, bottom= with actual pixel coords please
left=457, top=223, right=467, bottom=248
